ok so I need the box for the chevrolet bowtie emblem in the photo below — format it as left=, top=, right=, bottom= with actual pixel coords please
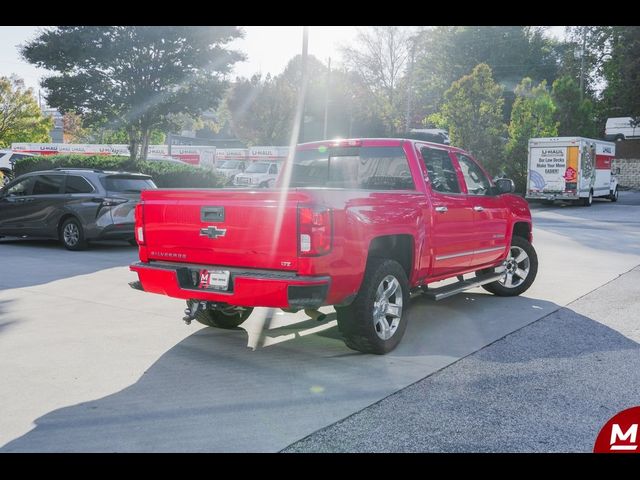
left=200, top=226, right=227, bottom=239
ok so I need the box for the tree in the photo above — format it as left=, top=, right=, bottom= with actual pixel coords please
left=0, top=75, right=53, bottom=147
left=596, top=26, right=640, bottom=125
left=227, top=73, right=297, bottom=145
left=341, top=26, right=412, bottom=134
left=22, top=26, right=243, bottom=163
left=413, top=26, right=561, bottom=124
left=506, top=78, right=558, bottom=192
left=433, top=64, right=506, bottom=174
left=551, top=75, right=596, bottom=137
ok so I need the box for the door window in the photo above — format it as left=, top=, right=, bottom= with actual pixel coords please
left=65, top=175, right=94, bottom=194
left=421, top=147, right=460, bottom=194
left=457, top=155, right=491, bottom=195
left=6, top=177, right=35, bottom=196
left=269, top=164, right=278, bottom=174
left=32, top=175, right=64, bottom=195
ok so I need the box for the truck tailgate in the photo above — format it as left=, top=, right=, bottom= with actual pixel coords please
left=141, top=189, right=307, bottom=271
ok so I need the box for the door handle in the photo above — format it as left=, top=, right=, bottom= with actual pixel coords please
left=473, top=206, right=484, bottom=212
left=435, top=206, right=448, bottom=213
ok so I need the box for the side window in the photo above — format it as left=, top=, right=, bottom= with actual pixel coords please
left=421, top=147, right=461, bottom=194
left=65, top=175, right=94, bottom=194
left=32, top=175, right=64, bottom=195
left=6, top=177, right=35, bottom=196
left=457, top=155, right=491, bottom=195
left=269, top=164, right=277, bottom=174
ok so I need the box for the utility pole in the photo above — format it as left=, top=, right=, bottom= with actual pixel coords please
left=323, top=57, right=331, bottom=140
left=299, top=26, right=309, bottom=144
left=405, top=36, right=417, bottom=132
left=579, top=26, right=586, bottom=102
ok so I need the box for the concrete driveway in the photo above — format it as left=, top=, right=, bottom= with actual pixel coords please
left=1, top=192, right=639, bottom=452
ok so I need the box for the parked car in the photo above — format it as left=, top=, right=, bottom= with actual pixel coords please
left=0, top=168, right=156, bottom=250
left=0, top=150, right=37, bottom=184
left=605, top=117, right=640, bottom=141
left=233, top=161, right=279, bottom=187
left=130, top=138, right=537, bottom=354
left=216, top=160, right=247, bottom=184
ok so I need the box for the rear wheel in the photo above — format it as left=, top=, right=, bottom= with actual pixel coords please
left=479, top=236, right=538, bottom=297
left=60, top=218, right=87, bottom=251
left=187, top=301, right=253, bottom=329
left=582, top=189, right=593, bottom=207
left=336, top=258, right=409, bottom=354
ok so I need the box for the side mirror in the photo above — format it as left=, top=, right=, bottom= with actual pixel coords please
left=496, top=178, right=515, bottom=194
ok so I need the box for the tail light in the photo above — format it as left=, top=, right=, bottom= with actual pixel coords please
left=134, top=203, right=145, bottom=245
left=101, top=197, right=128, bottom=207
left=298, top=205, right=332, bottom=256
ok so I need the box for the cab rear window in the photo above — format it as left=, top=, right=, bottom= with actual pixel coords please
left=289, top=146, right=414, bottom=190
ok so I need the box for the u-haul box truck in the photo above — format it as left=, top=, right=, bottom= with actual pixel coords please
left=526, top=137, right=619, bottom=206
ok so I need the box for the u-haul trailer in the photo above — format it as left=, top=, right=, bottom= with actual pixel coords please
left=526, top=137, right=619, bottom=206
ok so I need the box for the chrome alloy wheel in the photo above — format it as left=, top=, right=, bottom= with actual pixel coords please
left=372, top=275, right=403, bottom=340
left=63, top=223, right=80, bottom=246
left=499, top=245, right=530, bottom=289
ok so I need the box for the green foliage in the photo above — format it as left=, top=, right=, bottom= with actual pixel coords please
left=551, top=76, right=596, bottom=137
left=436, top=64, right=506, bottom=174
left=506, top=78, right=558, bottom=192
left=13, top=155, right=225, bottom=188
left=596, top=27, right=640, bottom=125
left=22, top=26, right=243, bottom=162
left=0, top=76, right=53, bottom=147
left=413, top=27, right=561, bottom=123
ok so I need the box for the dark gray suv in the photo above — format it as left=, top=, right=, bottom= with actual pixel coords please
left=0, top=168, right=156, bottom=250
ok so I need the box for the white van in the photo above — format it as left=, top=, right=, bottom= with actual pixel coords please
left=605, top=117, right=639, bottom=141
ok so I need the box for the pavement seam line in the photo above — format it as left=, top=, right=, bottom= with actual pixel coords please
left=279, top=262, right=640, bottom=452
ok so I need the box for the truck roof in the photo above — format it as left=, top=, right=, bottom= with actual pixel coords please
left=529, top=136, right=615, bottom=146
left=296, top=138, right=468, bottom=154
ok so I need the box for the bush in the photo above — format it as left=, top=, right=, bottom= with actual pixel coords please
left=13, top=155, right=225, bottom=188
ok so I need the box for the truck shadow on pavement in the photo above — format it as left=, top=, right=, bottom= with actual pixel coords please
left=3, top=292, right=623, bottom=452
left=0, top=238, right=137, bottom=289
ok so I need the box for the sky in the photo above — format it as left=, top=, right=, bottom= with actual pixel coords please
left=0, top=26, right=566, bottom=98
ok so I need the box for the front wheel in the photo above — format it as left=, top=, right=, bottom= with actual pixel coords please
left=610, top=187, right=619, bottom=202
left=479, top=236, right=538, bottom=297
left=336, top=258, right=409, bottom=354
left=187, top=301, right=253, bottom=329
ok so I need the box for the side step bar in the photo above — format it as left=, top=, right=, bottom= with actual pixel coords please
left=421, top=272, right=503, bottom=301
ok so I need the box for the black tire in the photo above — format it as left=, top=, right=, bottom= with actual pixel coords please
left=582, top=189, right=593, bottom=207
left=128, top=238, right=138, bottom=246
left=615, top=134, right=625, bottom=142
left=60, top=217, right=87, bottom=251
left=479, top=236, right=538, bottom=297
left=610, top=187, right=619, bottom=202
left=187, top=301, right=253, bottom=329
left=336, top=258, right=409, bottom=355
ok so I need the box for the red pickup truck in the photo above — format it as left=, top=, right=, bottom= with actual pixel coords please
left=130, top=138, right=537, bottom=354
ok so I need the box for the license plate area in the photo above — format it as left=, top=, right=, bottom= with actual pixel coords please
left=198, top=269, right=230, bottom=290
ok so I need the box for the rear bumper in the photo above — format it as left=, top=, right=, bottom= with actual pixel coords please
left=130, top=261, right=330, bottom=309
left=95, top=223, right=134, bottom=240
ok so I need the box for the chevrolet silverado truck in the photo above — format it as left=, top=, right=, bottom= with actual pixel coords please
left=130, top=138, right=538, bottom=354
